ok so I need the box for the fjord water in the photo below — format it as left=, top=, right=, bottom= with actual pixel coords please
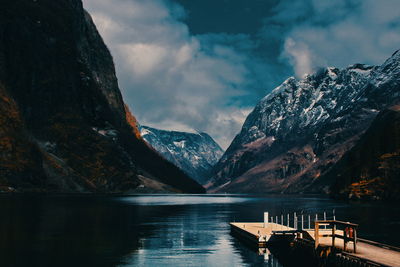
left=0, top=195, right=399, bottom=267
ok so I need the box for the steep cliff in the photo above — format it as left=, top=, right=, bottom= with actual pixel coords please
left=141, top=126, right=224, bottom=185
left=0, top=0, right=204, bottom=193
left=208, top=50, right=400, bottom=194
left=327, top=107, right=400, bottom=200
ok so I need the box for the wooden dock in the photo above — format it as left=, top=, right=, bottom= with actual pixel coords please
left=230, top=212, right=400, bottom=267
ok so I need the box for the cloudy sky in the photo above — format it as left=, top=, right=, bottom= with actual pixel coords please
left=82, top=0, right=400, bottom=149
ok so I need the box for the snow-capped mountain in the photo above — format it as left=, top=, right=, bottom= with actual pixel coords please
left=208, top=50, right=400, bottom=194
left=141, top=126, right=224, bottom=184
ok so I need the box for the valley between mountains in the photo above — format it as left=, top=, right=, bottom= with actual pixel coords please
left=0, top=0, right=399, bottom=199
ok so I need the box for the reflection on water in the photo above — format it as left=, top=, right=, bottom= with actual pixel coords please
left=117, top=194, right=256, bottom=206
left=0, top=194, right=399, bottom=267
left=259, top=248, right=282, bottom=267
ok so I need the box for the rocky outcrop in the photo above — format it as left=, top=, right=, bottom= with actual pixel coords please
left=208, top=50, right=400, bottom=194
left=141, top=126, right=224, bottom=185
left=0, top=0, right=204, bottom=193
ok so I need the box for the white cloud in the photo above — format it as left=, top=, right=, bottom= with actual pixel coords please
left=283, top=38, right=313, bottom=77
left=120, top=43, right=168, bottom=76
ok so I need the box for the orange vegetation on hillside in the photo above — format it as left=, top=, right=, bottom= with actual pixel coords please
left=124, top=104, right=141, bottom=139
left=0, top=84, right=41, bottom=187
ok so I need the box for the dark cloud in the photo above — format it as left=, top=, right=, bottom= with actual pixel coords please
left=82, top=0, right=400, bottom=148
left=271, top=0, right=400, bottom=76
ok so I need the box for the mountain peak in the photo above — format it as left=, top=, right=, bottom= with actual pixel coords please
left=140, top=126, right=224, bottom=185
left=209, top=49, right=400, bottom=195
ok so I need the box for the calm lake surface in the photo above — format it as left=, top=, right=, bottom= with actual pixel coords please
left=0, top=194, right=399, bottom=267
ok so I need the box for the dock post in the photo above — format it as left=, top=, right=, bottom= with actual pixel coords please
left=324, top=211, right=327, bottom=229
left=332, top=222, right=336, bottom=247
left=315, top=221, right=319, bottom=249
left=287, top=214, right=289, bottom=227
left=308, top=215, right=311, bottom=229
left=333, top=209, right=336, bottom=221
left=294, top=212, right=297, bottom=229
left=353, top=227, right=357, bottom=253
left=301, top=215, right=304, bottom=230
left=264, top=212, right=269, bottom=228
left=271, top=216, right=274, bottom=231
left=281, top=215, right=283, bottom=229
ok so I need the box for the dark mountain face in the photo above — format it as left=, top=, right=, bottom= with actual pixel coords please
left=0, top=0, right=204, bottom=193
left=327, top=106, right=400, bottom=200
left=208, top=50, right=400, bottom=194
left=140, top=126, right=224, bottom=185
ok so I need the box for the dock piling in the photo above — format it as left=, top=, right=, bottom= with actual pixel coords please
left=264, top=212, right=269, bottom=228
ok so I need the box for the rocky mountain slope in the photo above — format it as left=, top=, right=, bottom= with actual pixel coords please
left=141, top=126, right=224, bottom=185
left=327, top=106, right=400, bottom=200
left=207, top=50, right=400, bottom=195
left=0, top=0, right=204, bottom=193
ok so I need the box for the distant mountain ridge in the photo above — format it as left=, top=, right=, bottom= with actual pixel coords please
left=208, top=49, right=400, bottom=197
left=141, top=126, right=224, bottom=185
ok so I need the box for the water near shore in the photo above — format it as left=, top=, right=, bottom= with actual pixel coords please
left=0, top=194, right=399, bottom=267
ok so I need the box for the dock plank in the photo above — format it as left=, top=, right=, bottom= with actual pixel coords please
left=230, top=222, right=294, bottom=237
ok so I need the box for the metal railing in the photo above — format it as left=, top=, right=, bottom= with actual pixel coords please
left=265, top=210, right=337, bottom=231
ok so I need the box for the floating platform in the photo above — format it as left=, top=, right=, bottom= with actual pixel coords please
left=230, top=222, right=296, bottom=247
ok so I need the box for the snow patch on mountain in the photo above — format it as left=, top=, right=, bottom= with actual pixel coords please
left=210, top=49, right=400, bottom=194
left=140, top=126, right=224, bottom=185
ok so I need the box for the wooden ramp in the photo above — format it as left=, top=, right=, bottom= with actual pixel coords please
left=304, top=229, right=400, bottom=266
left=352, top=240, right=400, bottom=267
